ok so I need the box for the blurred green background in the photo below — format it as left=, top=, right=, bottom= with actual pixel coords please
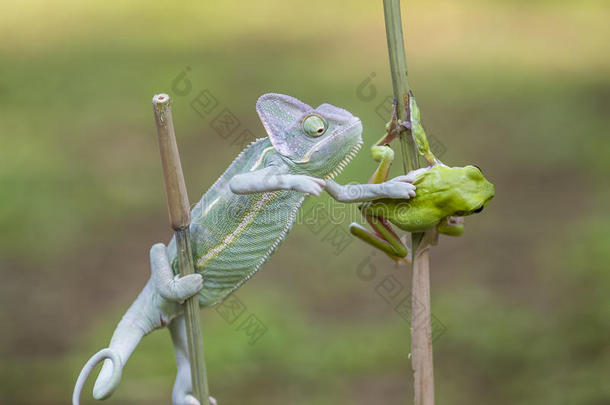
left=1, top=0, right=609, bottom=404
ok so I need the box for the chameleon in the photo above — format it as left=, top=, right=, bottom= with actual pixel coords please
left=73, top=93, right=424, bottom=405
left=349, top=93, right=495, bottom=261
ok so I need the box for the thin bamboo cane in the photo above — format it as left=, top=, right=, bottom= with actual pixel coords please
left=382, top=2, right=435, bottom=404
left=153, top=94, right=210, bottom=405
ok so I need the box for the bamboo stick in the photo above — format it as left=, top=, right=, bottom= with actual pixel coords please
left=382, top=1, right=435, bottom=404
left=153, top=94, right=210, bottom=405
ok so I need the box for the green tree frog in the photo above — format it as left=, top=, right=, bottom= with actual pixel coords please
left=349, top=94, right=495, bottom=262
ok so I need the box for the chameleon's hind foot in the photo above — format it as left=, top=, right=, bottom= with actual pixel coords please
left=169, top=316, right=217, bottom=405
left=180, top=394, right=199, bottom=405
left=173, top=394, right=216, bottom=405
left=173, top=394, right=218, bottom=405
left=168, top=273, right=204, bottom=303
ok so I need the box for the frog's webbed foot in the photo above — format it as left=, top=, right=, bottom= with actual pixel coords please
left=436, top=216, right=465, bottom=236
left=150, top=243, right=203, bottom=303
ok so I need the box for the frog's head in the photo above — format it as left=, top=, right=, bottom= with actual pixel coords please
left=257, top=93, right=363, bottom=179
left=415, top=164, right=495, bottom=217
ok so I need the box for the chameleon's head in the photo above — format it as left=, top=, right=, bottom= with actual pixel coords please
left=256, top=93, right=363, bottom=178
left=415, top=164, right=495, bottom=217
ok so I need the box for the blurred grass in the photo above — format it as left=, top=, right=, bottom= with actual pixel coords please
left=1, top=0, right=609, bottom=404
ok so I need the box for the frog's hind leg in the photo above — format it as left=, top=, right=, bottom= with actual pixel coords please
left=349, top=213, right=411, bottom=263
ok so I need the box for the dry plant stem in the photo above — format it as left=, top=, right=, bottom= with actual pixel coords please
left=153, top=94, right=210, bottom=405
left=382, top=1, right=435, bottom=404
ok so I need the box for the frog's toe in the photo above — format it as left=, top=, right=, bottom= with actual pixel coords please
left=390, top=250, right=412, bottom=267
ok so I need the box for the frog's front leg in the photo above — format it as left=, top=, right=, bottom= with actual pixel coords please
left=369, top=143, right=395, bottom=184
left=368, top=103, right=404, bottom=185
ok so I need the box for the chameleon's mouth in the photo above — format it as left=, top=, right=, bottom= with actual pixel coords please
left=324, top=137, right=363, bottom=180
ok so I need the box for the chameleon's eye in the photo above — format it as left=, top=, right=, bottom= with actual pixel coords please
left=302, top=114, right=327, bottom=137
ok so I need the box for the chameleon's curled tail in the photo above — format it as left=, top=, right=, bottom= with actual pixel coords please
left=72, top=283, right=155, bottom=405
left=72, top=348, right=122, bottom=405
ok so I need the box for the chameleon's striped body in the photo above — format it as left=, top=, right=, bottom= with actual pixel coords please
left=167, top=138, right=305, bottom=307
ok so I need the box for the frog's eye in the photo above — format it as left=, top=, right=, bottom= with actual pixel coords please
left=302, top=114, right=327, bottom=137
left=466, top=165, right=483, bottom=180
